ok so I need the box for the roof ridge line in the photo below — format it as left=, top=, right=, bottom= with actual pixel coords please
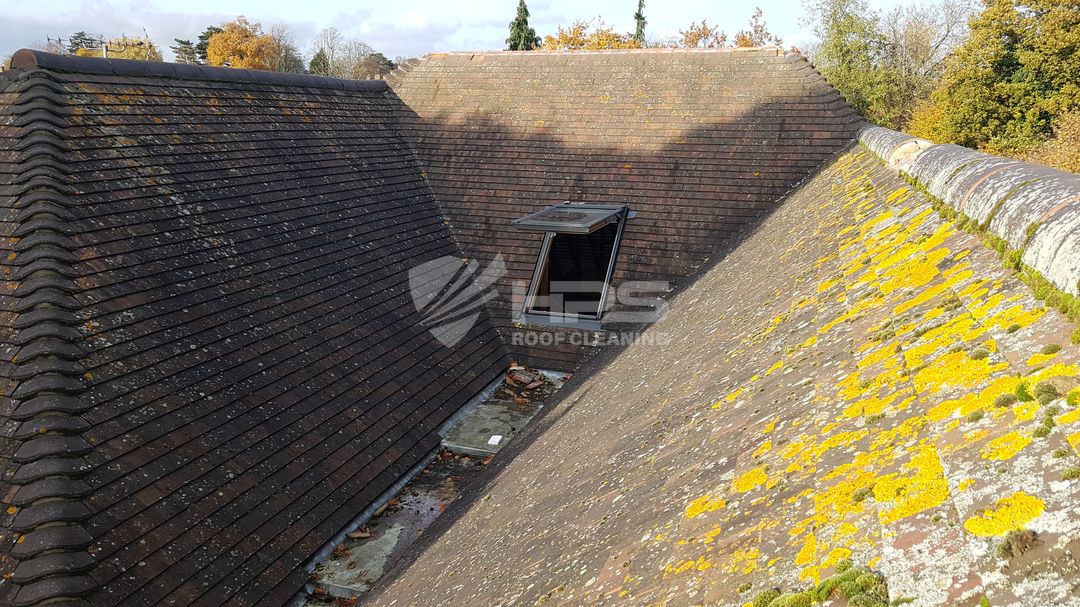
left=9, top=49, right=389, bottom=92
left=1, top=68, right=97, bottom=607
left=423, top=46, right=787, bottom=56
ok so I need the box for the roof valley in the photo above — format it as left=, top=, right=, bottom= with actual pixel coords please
left=1, top=68, right=96, bottom=607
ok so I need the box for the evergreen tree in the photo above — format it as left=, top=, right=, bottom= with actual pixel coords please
left=67, top=31, right=99, bottom=54
left=195, top=26, right=223, bottom=64
left=309, top=48, right=331, bottom=75
left=634, top=0, right=647, bottom=44
left=507, top=0, right=541, bottom=50
left=170, top=39, right=197, bottom=64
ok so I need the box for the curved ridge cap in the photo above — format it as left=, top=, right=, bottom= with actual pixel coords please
left=9, top=48, right=388, bottom=92
left=2, top=64, right=96, bottom=607
left=858, top=125, right=1080, bottom=297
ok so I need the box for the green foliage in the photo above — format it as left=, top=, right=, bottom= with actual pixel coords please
left=1023, top=111, right=1080, bottom=172
left=753, top=589, right=781, bottom=607
left=1068, top=389, right=1080, bottom=408
left=309, top=48, right=331, bottom=76
left=1063, top=466, right=1080, bottom=480
left=1041, top=343, right=1062, bottom=355
left=967, top=410, right=985, bottom=422
left=67, top=31, right=99, bottom=54
left=805, top=0, right=894, bottom=125
left=196, top=26, right=223, bottom=64
left=507, top=0, right=541, bottom=50
left=968, top=346, right=990, bottom=360
left=1015, top=381, right=1035, bottom=402
left=634, top=0, right=647, bottom=44
left=911, top=0, right=1080, bottom=155
left=994, top=393, right=1018, bottom=408
left=170, top=38, right=197, bottom=64
left=805, top=0, right=966, bottom=129
left=1034, top=381, right=1060, bottom=404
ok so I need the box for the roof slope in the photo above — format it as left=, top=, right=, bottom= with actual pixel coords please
left=388, top=49, right=862, bottom=370
left=366, top=145, right=1080, bottom=606
left=0, top=52, right=507, bottom=607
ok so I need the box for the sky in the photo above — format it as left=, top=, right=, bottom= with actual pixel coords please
left=0, top=0, right=903, bottom=63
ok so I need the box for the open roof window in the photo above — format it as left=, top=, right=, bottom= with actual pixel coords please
left=512, top=203, right=630, bottom=324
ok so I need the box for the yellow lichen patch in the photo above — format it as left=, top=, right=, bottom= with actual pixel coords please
left=732, top=466, right=769, bottom=493
left=752, top=440, right=772, bottom=458
left=1012, top=401, right=1039, bottom=422
left=1056, top=408, right=1080, bottom=426
left=795, top=532, right=817, bottom=567
left=1026, top=352, right=1059, bottom=366
left=765, top=360, right=784, bottom=376
left=664, top=556, right=712, bottom=575
left=912, top=350, right=1008, bottom=393
left=981, top=431, right=1032, bottom=461
left=1069, top=432, right=1080, bottom=456
left=963, top=492, right=1045, bottom=537
left=684, top=495, right=727, bottom=519
left=725, top=546, right=761, bottom=574
left=873, top=445, right=950, bottom=525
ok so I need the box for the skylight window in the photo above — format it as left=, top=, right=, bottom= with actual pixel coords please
left=512, top=203, right=630, bottom=324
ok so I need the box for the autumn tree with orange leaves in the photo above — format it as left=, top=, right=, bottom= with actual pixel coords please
left=672, top=7, right=782, bottom=49
left=206, top=17, right=279, bottom=70
left=541, top=19, right=642, bottom=50
left=677, top=20, right=728, bottom=48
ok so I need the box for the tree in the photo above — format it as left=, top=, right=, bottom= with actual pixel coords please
left=634, top=0, right=647, bottom=45
left=75, top=36, right=162, bottom=61
left=171, top=39, right=198, bottom=64
left=909, top=0, right=1079, bottom=154
left=541, top=19, right=642, bottom=50
left=309, top=48, right=331, bottom=75
left=734, top=7, right=783, bottom=47
left=804, top=0, right=898, bottom=126
left=877, top=0, right=970, bottom=127
left=507, top=0, right=541, bottom=50
left=196, top=26, right=223, bottom=64
left=67, top=31, right=99, bottom=54
left=206, top=17, right=278, bottom=70
left=358, top=52, right=395, bottom=76
left=1022, top=111, right=1080, bottom=173
left=804, top=0, right=972, bottom=130
left=675, top=19, right=728, bottom=48
left=268, top=24, right=305, bottom=73
left=309, top=28, right=391, bottom=78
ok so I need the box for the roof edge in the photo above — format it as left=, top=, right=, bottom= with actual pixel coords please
left=9, top=49, right=388, bottom=91
left=859, top=125, right=1080, bottom=297
left=422, top=46, right=787, bottom=57
left=1, top=68, right=97, bottom=607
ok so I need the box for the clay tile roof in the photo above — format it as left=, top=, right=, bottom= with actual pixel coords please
left=0, top=46, right=873, bottom=607
left=1, top=49, right=506, bottom=607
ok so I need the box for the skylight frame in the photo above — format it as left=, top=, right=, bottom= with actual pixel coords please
left=514, top=203, right=631, bottom=327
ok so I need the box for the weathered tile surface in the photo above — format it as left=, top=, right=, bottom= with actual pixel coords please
left=366, top=148, right=1080, bottom=607
left=389, top=49, right=862, bottom=371
left=0, top=62, right=507, bottom=607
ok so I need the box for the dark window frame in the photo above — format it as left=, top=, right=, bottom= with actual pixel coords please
left=513, top=203, right=631, bottom=327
